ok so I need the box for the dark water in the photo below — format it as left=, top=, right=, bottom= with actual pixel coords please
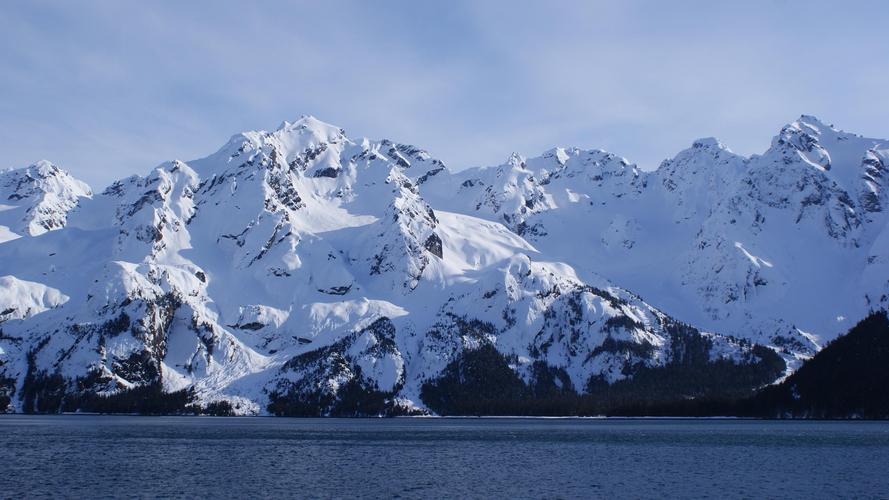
left=1, top=416, right=888, bottom=499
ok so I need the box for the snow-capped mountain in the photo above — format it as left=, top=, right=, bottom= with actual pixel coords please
left=424, top=115, right=889, bottom=356
left=0, top=115, right=884, bottom=415
left=0, top=160, right=92, bottom=242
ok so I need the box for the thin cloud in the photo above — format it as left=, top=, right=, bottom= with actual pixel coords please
left=1, top=0, right=887, bottom=189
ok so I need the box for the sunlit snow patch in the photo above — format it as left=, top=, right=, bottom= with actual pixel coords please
left=734, top=242, right=773, bottom=268
left=0, top=276, right=69, bottom=321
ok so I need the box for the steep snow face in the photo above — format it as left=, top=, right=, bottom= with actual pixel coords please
left=0, top=276, right=68, bottom=322
left=0, top=161, right=92, bottom=241
left=402, top=253, right=721, bottom=393
left=352, top=167, right=442, bottom=293
left=423, top=148, right=644, bottom=237
left=0, top=114, right=883, bottom=415
left=683, top=117, right=889, bottom=346
left=0, top=116, right=498, bottom=414
left=656, top=138, right=747, bottom=223
left=422, top=115, right=889, bottom=354
left=741, top=116, right=876, bottom=245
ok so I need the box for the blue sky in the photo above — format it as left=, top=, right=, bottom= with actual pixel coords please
left=2, top=0, right=888, bottom=188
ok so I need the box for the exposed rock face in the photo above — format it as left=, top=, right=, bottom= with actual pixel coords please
left=0, top=114, right=885, bottom=415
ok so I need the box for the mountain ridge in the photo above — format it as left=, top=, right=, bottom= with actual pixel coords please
left=0, top=114, right=886, bottom=415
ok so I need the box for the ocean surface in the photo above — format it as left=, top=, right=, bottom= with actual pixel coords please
left=1, top=416, right=887, bottom=499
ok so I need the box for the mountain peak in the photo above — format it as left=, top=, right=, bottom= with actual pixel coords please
left=3, top=114, right=888, bottom=416
left=505, top=152, right=526, bottom=169
left=2, top=161, right=92, bottom=196
left=0, top=160, right=92, bottom=237
left=659, top=138, right=740, bottom=174
left=270, top=115, right=347, bottom=150
left=540, top=147, right=571, bottom=166
left=29, top=159, right=62, bottom=177
left=691, top=137, right=729, bottom=151
left=276, top=114, right=340, bottom=134
left=194, top=116, right=349, bottom=176
left=795, top=114, right=833, bottom=133
left=770, top=115, right=841, bottom=150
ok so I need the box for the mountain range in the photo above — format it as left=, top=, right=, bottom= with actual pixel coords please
left=0, top=114, right=886, bottom=415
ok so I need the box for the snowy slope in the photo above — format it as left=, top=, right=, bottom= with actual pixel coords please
left=0, top=114, right=883, bottom=415
left=424, top=115, right=889, bottom=357
left=0, top=161, right=92, bottom=242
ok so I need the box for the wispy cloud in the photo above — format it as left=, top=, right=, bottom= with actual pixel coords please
left=2, top=0, right=887, bottom=188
